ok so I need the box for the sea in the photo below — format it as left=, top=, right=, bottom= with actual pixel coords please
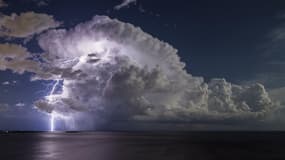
left=0, top=131, right=284, bottom=160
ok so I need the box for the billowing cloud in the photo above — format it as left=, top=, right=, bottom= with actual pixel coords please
left=0, top=12, right=60, bottom=38
left=33, top=16, right=276, bottom=129
left=114, top=0, right=136, bottom=10
left=0, top=43, right=41, bottom=74
left=0, top=0, right=7, bottom=8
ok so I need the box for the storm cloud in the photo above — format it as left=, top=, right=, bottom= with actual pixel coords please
left=33, top=16, right=276, bottom=127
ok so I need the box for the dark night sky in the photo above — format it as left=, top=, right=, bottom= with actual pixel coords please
left=0, top=0, right=285, bottom=131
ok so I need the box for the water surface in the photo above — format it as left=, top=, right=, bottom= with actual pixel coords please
left=0, top=132, right=284, bottom=160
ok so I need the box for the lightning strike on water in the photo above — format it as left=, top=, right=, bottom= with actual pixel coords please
left=50, top=113, right=55, bottom=132
left=48, top=80, right=60, bottom=132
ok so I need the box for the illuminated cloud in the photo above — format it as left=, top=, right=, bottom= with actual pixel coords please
left=0, top=43, right=41, bottom=74
left=114, top=0, right=136, bottom=10
left=0, top=43, right=30, bottom=59
left=0, top=12, right=60, bottom=38
left=33, top=16, right=276, bottom=128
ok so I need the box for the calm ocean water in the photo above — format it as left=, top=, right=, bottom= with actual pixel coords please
left=0, top=132, right=284, bottom=160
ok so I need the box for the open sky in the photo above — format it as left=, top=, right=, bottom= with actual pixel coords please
left=0, top=0, right=285, bottom=131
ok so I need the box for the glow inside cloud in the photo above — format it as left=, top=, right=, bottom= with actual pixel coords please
left=34, top=16, right=275, bottom=129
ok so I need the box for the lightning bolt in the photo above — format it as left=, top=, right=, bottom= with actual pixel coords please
left=48, top=80, right=60, bottom=132
left=50, top=114, right=55, bottom=132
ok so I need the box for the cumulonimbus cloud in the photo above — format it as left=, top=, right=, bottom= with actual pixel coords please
left=0, top=12, right=60, bottom=38
left=32, top=16, right=276, bottom=127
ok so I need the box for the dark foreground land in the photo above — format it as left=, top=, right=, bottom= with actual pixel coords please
left=0, top=131, right=285, bottom=160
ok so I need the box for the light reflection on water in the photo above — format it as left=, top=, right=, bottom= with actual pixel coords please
left=1, top=132, right=285, bottom=160
left=30, top=132, right=197, bottom=160
left=33, top=133, right=117, bottom=160
left=33, top=134, right=59, bottom=160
